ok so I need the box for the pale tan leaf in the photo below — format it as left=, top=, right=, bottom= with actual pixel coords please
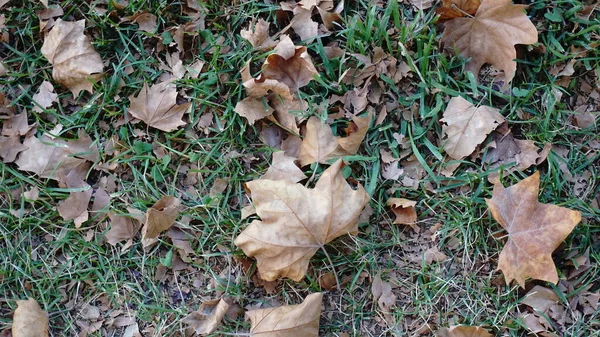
left=441, top=96, right=505, bottom=160
left=234, top=97, right=273, bottom=125
left=41, top=19, right=103, bottom=96
left=2, top=112, right=33, bottom=137
left=12, top=298, right=49, bottom=337
left=440, top=0, right=537, bottom=88
left=32, top=81, right=58, bottom=113
left=127, top=81, right=190, bottom=132
left=123, top=12, right=157, bottom=33
left=261, top=151, right=307, bottom=183
left=141, top=196, right=181, bottom=247
left=270, top=97, right=306, bottom=135
left=522, top=286, right=559, bottom=313
left=436, top=325, right=492, bottom=337
left=234, top=160, right=369, bottom=281
left=299, top=112, right=372, bottom=166
left=183, top=298, right=229, bottom=335
left=246, top=293, right=322, bottom=336
left=0, top=136, right=28, bottom=163
left=240, top=18, right=277, bottom=50
left=14, top=134, right=95, bottom=181
left=486, top=172, right=582, bottom=287
left=371, top=272, right=396, bottom=312
left=291, top=8, right=319, bottom=42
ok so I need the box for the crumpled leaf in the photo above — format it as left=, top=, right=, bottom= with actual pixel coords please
left=371, top=272, right=396, bottom=312
left=485, top=171, right=582, bottom=288
left=246, top=293, right=322, bottom=337
left=127, top=81, right=190, bottom=132
left=298, top=112, right=372, bottom=166
left=183, top=298, right=229, bottom=335
left=234, top=97, right=273, bottom=125
left=484, top=129, right=541, bottom=182
left=436, top=326, right=492, bottom=337
left=387, top=198, right=417, bottom=228
left=240, top=18, right=277, bottom=50
left=141, top=195, right=181, bottom=247
left=41, top=19, right=104, bottom=96
left=440, top=0, right=537, bottom=88
left=0, top=136, right=28, bottom=163
left=261, top=151, right=307, bottom=183
left=234, top=159, right=369, bottom=281
left=521, top=285, right=559, bottom=313
left=106, top=212, right=141, bottom=246
left=12, top=298, right=49, bottom=337
left=436, top=0, right=481, bottom=21
left=440, top=96, right=505, bottom=160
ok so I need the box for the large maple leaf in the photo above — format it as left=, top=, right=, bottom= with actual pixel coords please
left=486, top=172, right=581, bottom=288
left=127, top=81, right=190, bottom=132
left=246, top=293, right=322, bottom=336
left=234, top=159, right=369, bottom=281
left=440, top=0, right=537, bottom=88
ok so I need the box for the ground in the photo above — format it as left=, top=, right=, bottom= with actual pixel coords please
left=0, top=0, right=599, bottom=336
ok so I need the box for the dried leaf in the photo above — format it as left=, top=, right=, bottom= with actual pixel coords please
left=32, top=81, right=58, bottom=112
left=261, top=151, right=307, bottom=183
left=234, top=97, right=273, bottom=125
left=128, top=81, right=190, bottom=132
left=387, top=198, right=417, bottom=226
left=234, top=159, right=369, bottom=281
left=441, top=96, right=505, bottom=160
left=123, top=12, right=157, bottom=33
left=57, top=170, right=92, bottom=228
left=14, top=131, right=97, bottom=181
left=484, top=130, right=541, bottom=182
left=106, top=212, right=140, bottom=246
left=12, top=298, right=49, bottom=337
left=246, top=293, right=322, bottom=336
left=183, top=298, right=229, bottom=335
left=522, top=285, right=559, bottom=313
left=261, top=36, right=318, bottom=94
left=440, top=0, right=537, bottom=88
left=141, top=196, right=181, bottom=247
left=0, top=136, right=28, bottom=163
left=436, top=0, right=481, bottom=21
left=371, top=272, right=397, bottom=312
left=486, top=172, right=582, bottom=287
left=240, top=18, right=277, bottom=50
left=299, top=112, right=372, bottom=166
left=436, top=326, right=492, bottom=337
left=291, top=8, right=319, bottom=42
left=41, top=19, right=103, bottom=96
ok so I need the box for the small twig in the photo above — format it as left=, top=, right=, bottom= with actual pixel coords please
left=320, top=246, right=342, bottom=293
left=451, top=4, right=474, bottom=18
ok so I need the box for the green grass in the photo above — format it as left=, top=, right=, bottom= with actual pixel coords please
left=1, top=0, right=599, bottom=335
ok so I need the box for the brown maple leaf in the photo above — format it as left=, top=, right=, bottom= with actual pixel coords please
left=12, top=298, right=49, bottom=337
left=440, top=0, right=537, bottom=88
left=486, top=171, right=582, bottom=287
left=183, top=298, right=229, bottom=335
left=440, top=96, right=505, bottom=160
left=41, top=19, right=104, bottom=96
left=234, top=159, right=369, bottom=281
left=246, top=293, right=322, bottom=336
left=240, top=18, right=277, bottom=50
left=436, top=326, right=492, bottom=337
left=141, top=195, right=182, bottom=248
left=436, top=0, right=481, bottom=21
left=261, top=35, right=318, bottom=94
left=127, top=81, right=190, bottom=132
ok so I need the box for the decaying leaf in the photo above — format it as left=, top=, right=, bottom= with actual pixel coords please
left=371, top=272, right=397, bottom=312
left=521, top=285, right=559, bottom=313
left=440, top=0, right=537, bottom=88
left=298, top=112, right=372, bottom=166
left=436, top=326, right=493, bottom=337
left=246, top=293, right=322, bottom=336
left=436, top=0, right=481, bottom=21
left=57, top=170, right=93, bottom=228
left=441, top=96, right=505, bottom=160
left=141, top=196, right=182, bottom=247
left=128, top=81, right=190, bottom=132
left=484, top=129, right=541, bottom=182
left=41, top=19, right=104, bottom=96
left=261, top=36, right=318, bottom=94
left=486, top=171, right=582, bottom=287
left=183, top=298, right=229, bottom=335
left=0, top=136, right=28, bottom=163
left=12, top=298, right=49, bottom=337
left=261, top=151, right=307, bottom=183
left=106, top=212, right=141, bottom=246
left=234, top=159, right=369, bottom=281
